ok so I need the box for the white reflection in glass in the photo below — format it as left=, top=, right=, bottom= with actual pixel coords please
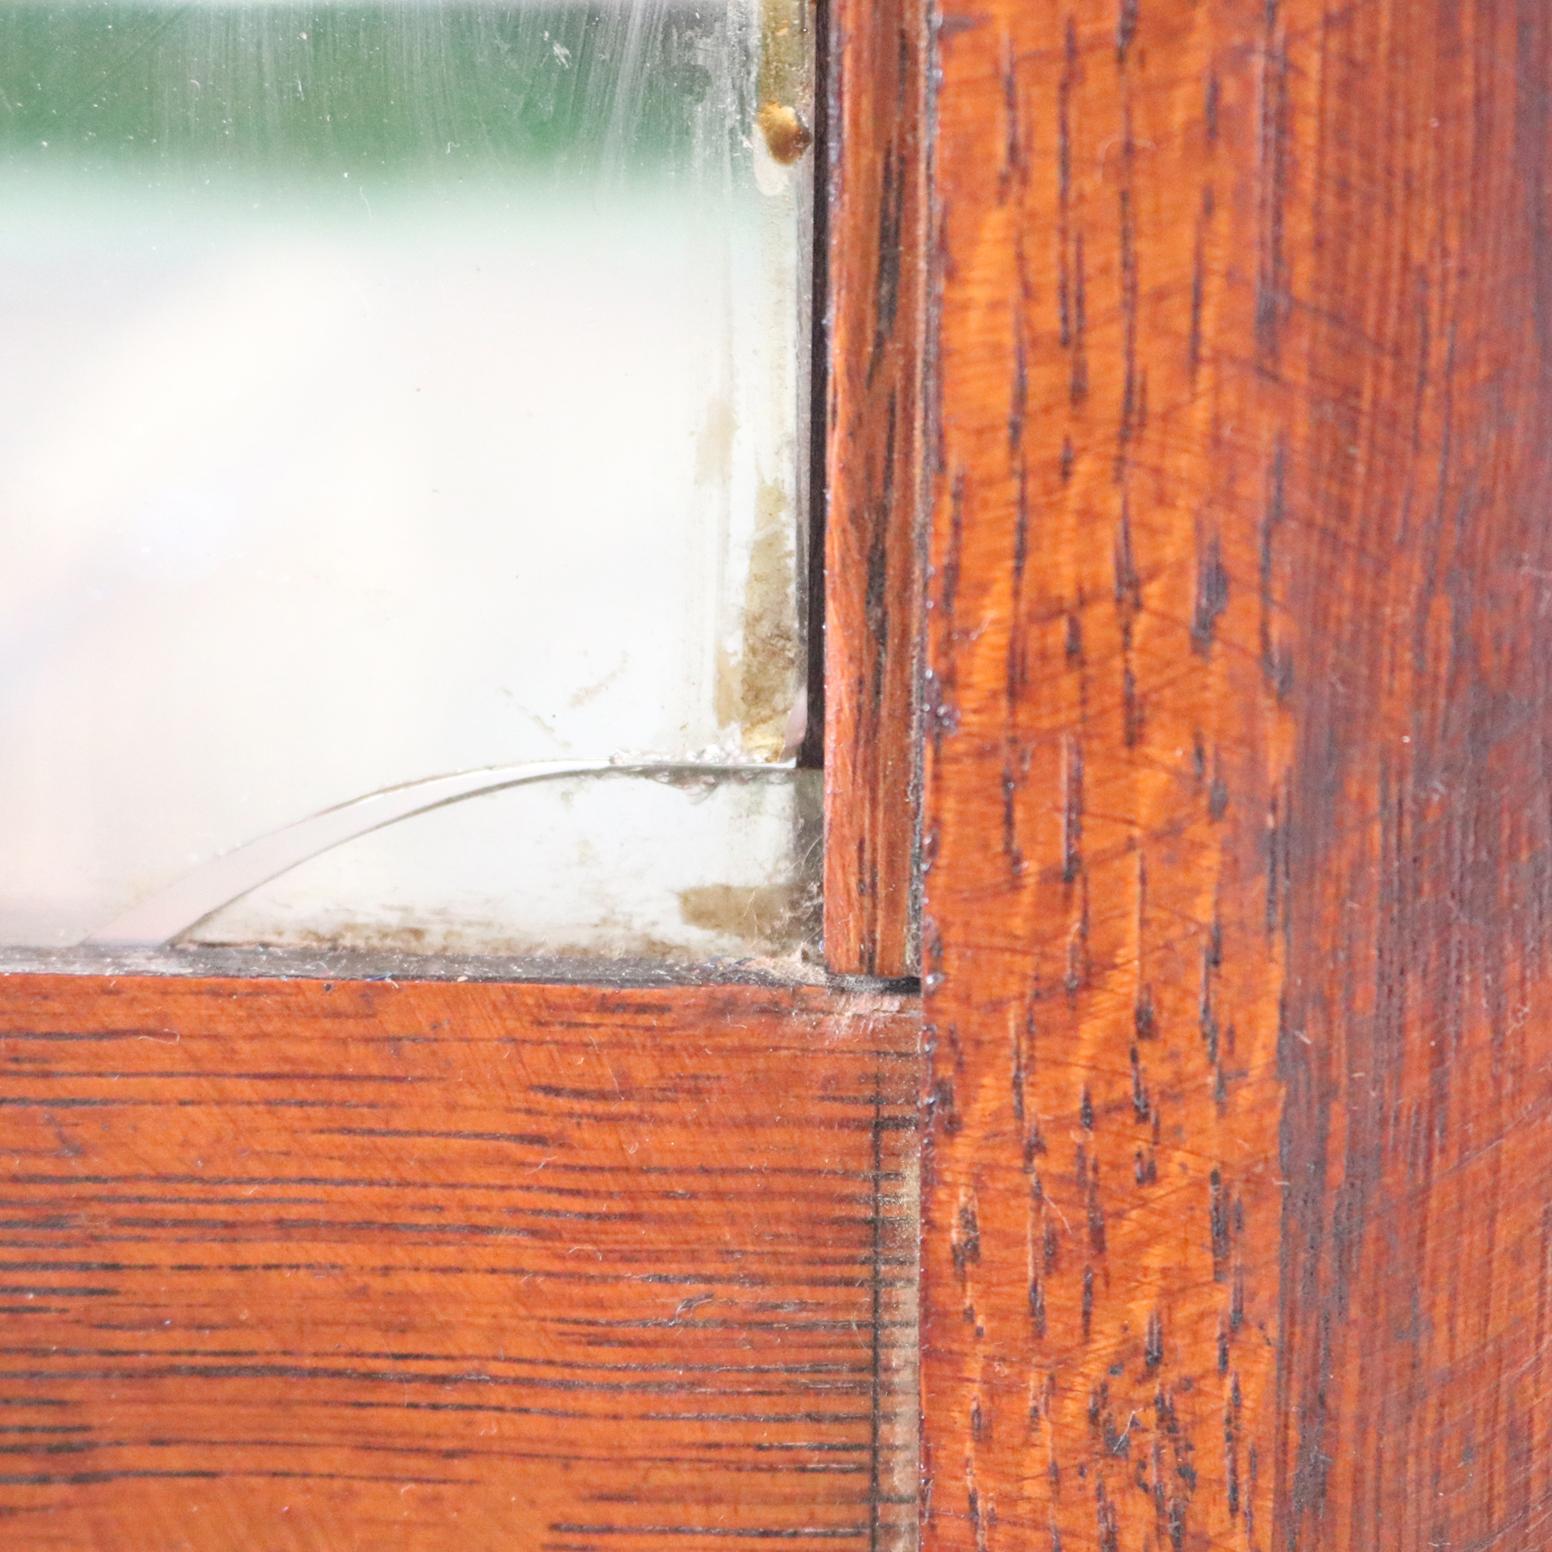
left=0, top=0, right=815, bottom=963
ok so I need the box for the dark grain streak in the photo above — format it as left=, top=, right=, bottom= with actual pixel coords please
left=0, top=978, right=919, bottom=1549
left=924, top=1, right=1552, bottom=1548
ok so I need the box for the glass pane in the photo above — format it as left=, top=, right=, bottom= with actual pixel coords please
left=0, top=0, right=816, bottom=970
left=190, top=768, right=822, bottom=970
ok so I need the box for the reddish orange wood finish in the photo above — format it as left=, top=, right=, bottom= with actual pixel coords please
left=922, top=1, right=1552, bottom=1549
left=823, top=0, right=929, bottom=978
left=0, top=977, right=917, bottom=1549
left=9, top=0, right=1552, bottom=1545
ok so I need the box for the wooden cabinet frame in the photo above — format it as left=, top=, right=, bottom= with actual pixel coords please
left=0, top=2, right=932, bottom=1546
left=5, top=1, right=1550, bottom=1548
left=921, top=2, right=1552, bottom=1549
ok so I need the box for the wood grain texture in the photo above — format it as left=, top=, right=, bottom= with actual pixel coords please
left=921, top=2, right=1552, bottom=1549
left=0, top=977, right=918, bottom=1550
left=823, top=0, right=929, bottom=979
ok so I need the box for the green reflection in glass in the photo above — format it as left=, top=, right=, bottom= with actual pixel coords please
left=0, top=4, right=727, bottom=184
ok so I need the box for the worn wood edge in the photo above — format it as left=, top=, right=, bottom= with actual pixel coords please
left=822, top=0, right=930, bottom=981
left=0, top=946, right=882, bottom=991
left=0, top=972, right=922, bottom=1030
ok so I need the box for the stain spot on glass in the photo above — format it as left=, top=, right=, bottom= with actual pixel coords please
left=697, top=395, right=737, bottom=489
left=757, top=0, right=813, bottom=165
left=718, top=478, right=802, bottom=758
left=678, top=882, right=814, bottom=953
left=757, top=102, right=812, bottom=166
